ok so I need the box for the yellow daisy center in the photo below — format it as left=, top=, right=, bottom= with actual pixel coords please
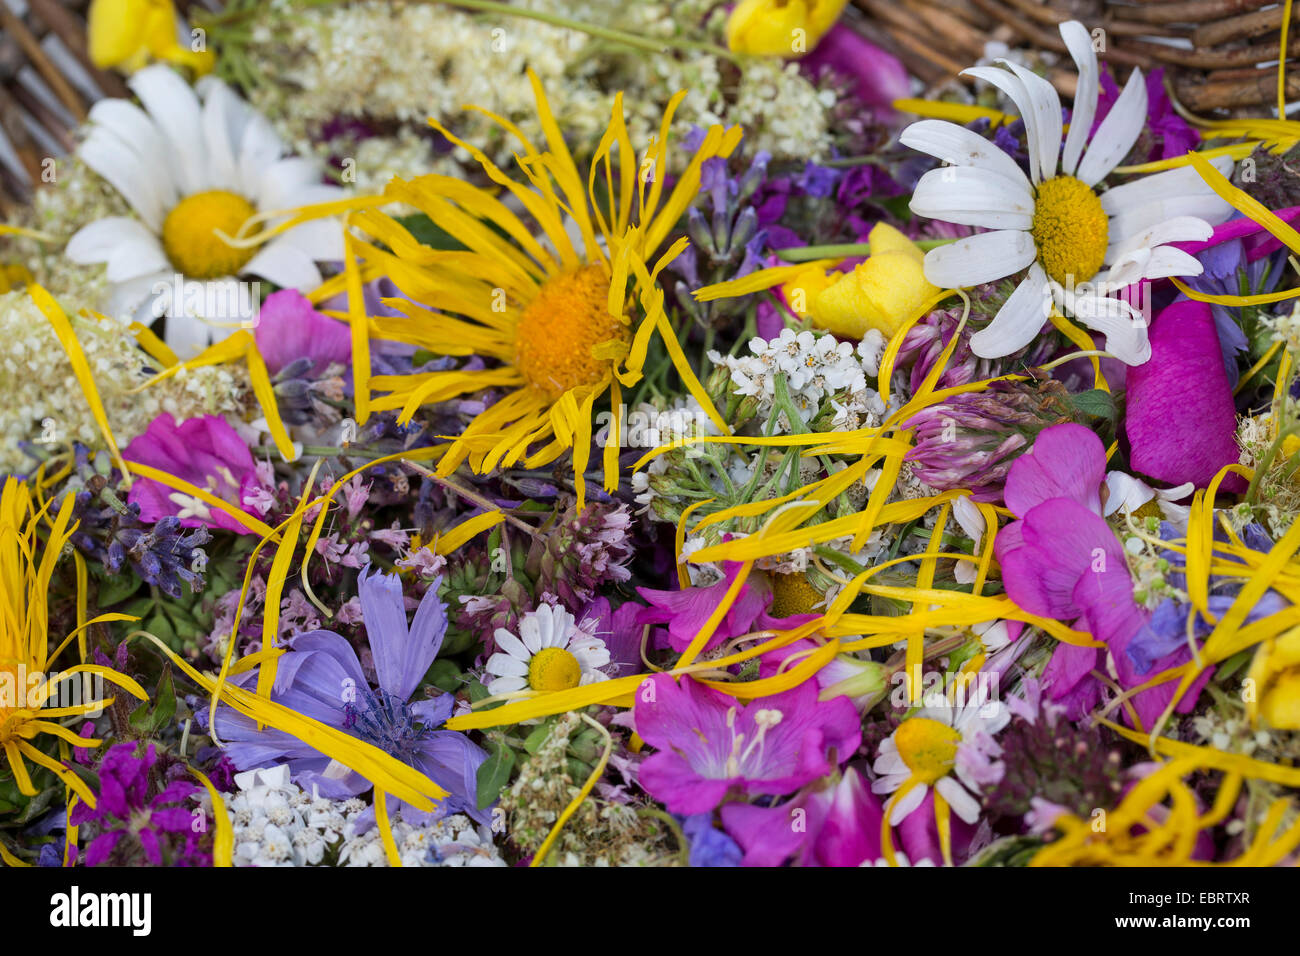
left=894, top=717, right=961, bottom=784
left=515, top=264, right=631, bottom=401
left=161, top=190, right=258, bottom=280
left=770, top=572, right=823, bottom=618
left=1031, top=175, right=1108, bottom=286
left=528, top=647, right=583, bottom=692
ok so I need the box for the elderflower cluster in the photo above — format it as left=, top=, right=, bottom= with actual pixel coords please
left=0, top=291, right=248, bottom=474
left=240, top=0, right=830, bottom=183
left=709, top=327, right=887, bottom=432
left=215, top=766, right=506, bottom=868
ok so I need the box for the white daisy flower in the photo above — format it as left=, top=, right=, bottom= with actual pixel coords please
left=66, top=64, right=344, bottom=358
left=871, top=688, right=1010, bottom=826
left=483, top=604, right=611, bottom=695
left=900, top=19, right=1233, bottom=365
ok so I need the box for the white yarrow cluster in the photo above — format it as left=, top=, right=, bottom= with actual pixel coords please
left=214, top=766, right=506, bottom=868
left=709, top=327, right=887, bottom=431
left=0, top=291, right=248, bottom=474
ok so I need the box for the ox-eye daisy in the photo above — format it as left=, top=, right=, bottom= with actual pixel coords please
left=902, top=19, right=1232, bottom=365
left=66, top=64, right=343, bottom=357
left=483, top=605, right=611, bottom=696
left=872, top=689, right=1008, bottom=826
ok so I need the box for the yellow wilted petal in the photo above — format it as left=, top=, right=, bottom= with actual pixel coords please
left=190, top=767, right=233, bottom=866
left=30, top=286, right=131, bottom=481
left=726, top=0, right=847, bottom=56
left=434, top=510, right=505, bottom=556
left=246, top=343, right=298, bottom=463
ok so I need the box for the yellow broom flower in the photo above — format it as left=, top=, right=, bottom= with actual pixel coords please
left=726, top=0, right=848, bottom=57
left=87, top=0, right=215, bottom=76
left=0, top=478, right=147, bottom=808
left=339, top=72, right=738, bottom=505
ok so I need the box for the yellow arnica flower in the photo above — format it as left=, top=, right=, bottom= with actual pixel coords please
left=1247, top=626, right=1300, bottom=729
left=344, top=72, right=738, bottom=504
left=88, top=0, right=214, bottom=76
left=0, top=479, right=146, bottom=809
left=782, top=223, right=940, bottom=339
left=726, top=0, right=848, bottom=56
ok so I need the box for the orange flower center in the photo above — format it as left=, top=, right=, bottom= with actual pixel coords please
left=514, top=264, right=630, bottom=401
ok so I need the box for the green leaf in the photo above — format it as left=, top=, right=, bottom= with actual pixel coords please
left=96, top=572, right=142, bottom=607
left=423, top=659, right=462, bottom=694
left=466, top=678, right=491, bottom=704
left=150, top=664, right=177, bottom=732
left=475, top=741, right=515, bottom=810
left=522, top=719, right=555, bottom=755
left=1068, top=388, right=1117, bottom=422
left=396, top=213, right=467, bottom=251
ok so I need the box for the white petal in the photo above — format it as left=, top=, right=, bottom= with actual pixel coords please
left=257, top=157, right=328, bottom=211
left=66, top=216, right=157, bottom=263
left=910, top=166, right=1034, bottom=230
left=1105, top=215, right=1214, bottom=266
left=952, top=493, right=985, bottom=543
left=492, top=629, right=531, bottom=663
left=874, top=751, right=908, bottom=775
left=1073, top=294, right=1152, bottom=366
left=1101, top=158, right=1233, bottom=218
left=129, top=64, right=209, bottom=195
left=997, top=59, right=1062, bottom=181
left=238, top=112, right=287, bottom=194
left=518, top=615, right=543, bottom=654
left=273, top=217, right=344, bottom=263
left=106, top=236, right=169, bottom=282
left=899, top=120, right=1030, bottom=191
left=86, top=99, right=177, bottom=206
left=922, top=230, right=1037, bottom=288
left=1108, top=197, right=1232, bottom=245
left=78, top=128, right=168, bottom=231
left=1077, top=67, right=1147, bottom=187
left=1132, top=245, right=1204, bottom=282
left=935, top=777, right=982, bottom=824
left=164, top=310, right=218, bottom=359
left=969, top=264, right=1051, bottom=358
left=1102, top=470, right=1155, bottom=516
left=889, top=783, right=929, bottom=825
left=200, top=79, right=249, bottom=192
left=242, top=236, right=322, bottom=290
left=486, top=675, right=527, bottom=695
left=1059, top=20, right=1100, bottom=176
left=963, top=65, right=1057, bottom=184
left=484, top=652, right=529, bottom=679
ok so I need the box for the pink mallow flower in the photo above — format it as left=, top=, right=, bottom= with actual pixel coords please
left=995, top=423, right=1210, bottom=726
left=636, top=563, right=815, bottom=655
left=253, top=289, right=351, bottom=377
left=720, top=765, right=883, bottom=867
left=634, top=673, right=861, bottom=814
left=123, top=413, right=261, bottom=535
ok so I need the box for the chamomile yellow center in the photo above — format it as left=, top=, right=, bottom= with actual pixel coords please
left=515, top=264, right=631, bottom=401
left=770, top=572, right=824, bottom=618
left=1030, top=175, right=1108, bottom=286
left=161, top=190, right=258, bottom=280
left=894, top=717, right=961, bottom=784
left=528, top=646, right=583, bottom=692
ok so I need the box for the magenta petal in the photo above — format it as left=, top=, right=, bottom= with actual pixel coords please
left=253, top=289, right=352, bottom=376
left=1126, top=300, right=1244, bottom=489
left=812, top=767, right=882, bottom=867
left=720, top=800, right=807, bottom=867
left=801, top=24, right=910, bottom=122
left=1003, top=423, right=1105, bottom=517
left=1041, top=642, right=1098, bottom=702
